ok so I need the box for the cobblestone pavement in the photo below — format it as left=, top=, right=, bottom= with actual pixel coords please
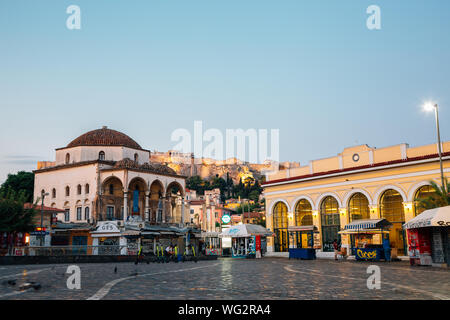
left=0, top=258, right=449, bottom=300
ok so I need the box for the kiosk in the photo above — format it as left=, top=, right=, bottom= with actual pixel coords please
left=219, top=224, right=272, bottom=258
left=288, top=226, right=318, bottom=260
left=404, top=205, right=450, bottom=267
left=339, top=219, right=392, bottom=262
left=201, top=232, right=222, bottom=256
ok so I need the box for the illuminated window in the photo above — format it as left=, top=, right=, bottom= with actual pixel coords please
left=273, top=202, right=288, bottom=229
left=414, top=185, right=437, bottom=216
left=320, top=196, right=340, bottom=252
left=348, top=192, right=370, bottom=222
left=380, top=189, right=405, bottom=222
left=273, top=202, right=288, bottom=253
left=294, top=199, right=313, bottom=226
left=379, top=189, right=406, bottom=256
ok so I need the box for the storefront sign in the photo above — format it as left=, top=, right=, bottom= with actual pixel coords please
left=96, top=222, right=120, bottom=233
left=221, top=214, right=231, bottom=224
left=356, top=249, right=378, bottom=260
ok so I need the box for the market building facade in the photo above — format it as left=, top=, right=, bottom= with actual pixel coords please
left=262, top=141, right=450, bottom=258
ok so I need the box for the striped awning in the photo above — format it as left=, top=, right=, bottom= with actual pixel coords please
left=344, top=219, right=392, bottom=231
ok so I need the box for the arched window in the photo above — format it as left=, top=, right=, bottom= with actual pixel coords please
left=52, top=188, right=56, bottom=198
left=294, top=199, right=313, bottom=226
left=414, top=185, right=437, bottom=216
left=109, top=184, right=114, bottom=195
left=77, top=185, right=82, bottom=195
left=320, top=196, right=340, bottom=252
left=380, top=189, right=406, bottom=255
left=348, top=192, right=370, bottom=222
left=85, top=207, right=90, bottom=220
left=65, top=186, right=70, bottom=197
left=380, top=189, right=405, bottom=222
left=134, top=153, right=139, bottom=162
left=99, top=151, right=105, bottom=161
left=273, top=202, right=288, bottom=252
left=65, top=153, right=70, bottom=164
left=85, top=184, right=90, bottom=194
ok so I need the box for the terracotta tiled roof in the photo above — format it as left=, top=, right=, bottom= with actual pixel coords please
left=66, top=127, right=142, bottom=150
left=24, top=203, right=65, bottom=213
left=112, top=159, right=177, bottom=175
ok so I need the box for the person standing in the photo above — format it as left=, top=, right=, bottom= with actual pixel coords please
left=333, top=239, right=339, bottom=261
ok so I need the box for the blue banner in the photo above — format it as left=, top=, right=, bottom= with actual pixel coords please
left=133, top=190, right=139, bottom=213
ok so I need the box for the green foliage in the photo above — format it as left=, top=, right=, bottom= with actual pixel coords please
left=0, top=171, right=34, bottom=203
left=187, top=174, right=263, bottom=203
left=415, top=179, right=450, bottom=212
left=0, top=189, right=36, bottom=232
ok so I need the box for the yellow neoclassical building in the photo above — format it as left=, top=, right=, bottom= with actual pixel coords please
left=262, top=141, right=450, bottom=257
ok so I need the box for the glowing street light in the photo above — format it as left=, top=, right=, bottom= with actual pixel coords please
left=423, top=102, right=446, bottom=192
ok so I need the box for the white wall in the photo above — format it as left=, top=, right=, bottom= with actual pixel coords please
left=34, top=164, right=99, bottom=223
left=55, top=146, right=150, bottom=166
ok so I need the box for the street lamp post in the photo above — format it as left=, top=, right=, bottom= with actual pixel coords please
left=424, top=103, right=446, bottom=193
left=40, top=191, right=49, bottom=246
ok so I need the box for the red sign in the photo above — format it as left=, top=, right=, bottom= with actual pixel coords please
left=255, top=236, right=261, bottom=252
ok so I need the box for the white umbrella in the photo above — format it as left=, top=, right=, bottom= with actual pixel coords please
left=403, top=205, right=450, bottom=229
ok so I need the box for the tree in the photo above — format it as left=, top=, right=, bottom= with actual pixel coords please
left=0, top=188, right=36, bottom=233
left=0, top=171, right=34, bottom=203
left=415, top=179, right=450, bottom=212
left=248, top=190, right=260, bottom=202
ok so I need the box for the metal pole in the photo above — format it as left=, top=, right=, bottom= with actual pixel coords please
left=434, top=104, right=446, bottom=193
left=40, top=192, right=45, bottom=246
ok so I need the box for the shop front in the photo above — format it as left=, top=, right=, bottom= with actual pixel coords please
left=201, top=232, right=222, bottom=256
left=339, top=219, right=393, bottom=262
left=219, top=224, right=272, bottom=258
left=404, top=205, right=450, bottom=267
left=91, top=221, right=126, bottom=255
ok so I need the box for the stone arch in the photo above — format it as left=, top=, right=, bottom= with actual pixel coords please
left=407, top=181, right=433, bottom=202
left=102, top=176, right=124, bottom=194
left=314, top=192, right=342, bottom=211
left=343, top=188, right=373, bottom=206
left=150, top=179, right=165, bottom=197
left=374, top=185, right=407, bottom=205
left=166, top=180, right=185, bottom=197
left=128, top=177, right=148, bottom=193
left=149, top=180, right=166, bottom=223
left=290, top=195, right=315, bottom=212
left=268, top=198, right=291, bottom=216
left=292, top=196, right=314, bottom=227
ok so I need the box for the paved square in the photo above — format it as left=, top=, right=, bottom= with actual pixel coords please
left=0, top=258, right=449, bottom=300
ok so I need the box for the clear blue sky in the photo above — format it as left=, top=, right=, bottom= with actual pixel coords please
left=1, top=0, right=449, bottom=183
